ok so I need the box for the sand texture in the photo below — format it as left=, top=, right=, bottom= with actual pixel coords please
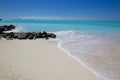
left=0, top=40, right=104, bottom=80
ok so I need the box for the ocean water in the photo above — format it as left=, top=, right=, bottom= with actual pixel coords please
left=0, top=20, right=120, bottom=80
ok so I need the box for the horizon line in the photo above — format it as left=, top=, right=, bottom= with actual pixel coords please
left=1, top=16, right=120, bottom=21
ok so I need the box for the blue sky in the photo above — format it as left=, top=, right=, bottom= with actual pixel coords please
left=0, top=0, right=120, bottom=20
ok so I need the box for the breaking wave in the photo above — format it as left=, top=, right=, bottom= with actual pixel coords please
left=4, top=26, right=24, bottom=33
left=55, top=30, right=120, bottom=80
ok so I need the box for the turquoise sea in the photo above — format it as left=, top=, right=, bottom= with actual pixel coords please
left=0, top=20, right=120, bottom=80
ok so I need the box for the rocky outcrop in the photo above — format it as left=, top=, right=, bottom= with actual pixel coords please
left=0, top=25, right=15, bottom=33
left=0, top=25, right=56, bottom=40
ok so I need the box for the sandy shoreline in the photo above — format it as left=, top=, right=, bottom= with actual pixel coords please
left=0, top=39, right=104, bottom=80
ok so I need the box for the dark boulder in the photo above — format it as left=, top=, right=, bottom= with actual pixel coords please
left=28, top=33, right=34, bottom=40
left=13, top=32, right=27, bottom=39
left=0, top=24, right=57, bottom=40
left=0, top=24, right=16, bottom=33
left=48, top=33, right=56, bottom=38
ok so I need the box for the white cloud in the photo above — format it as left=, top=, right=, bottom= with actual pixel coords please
left=16, top=16, right=99, bottom=20
left=17, top=16, right=80, bottom=20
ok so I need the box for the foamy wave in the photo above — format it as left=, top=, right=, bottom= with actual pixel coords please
left=55, top=30, right=106, bottom=79
left=4, top=26, right=24, bottom=33
left=54, top=30, right=89, bottom=42
left=56, top=31, right=120, bottom=80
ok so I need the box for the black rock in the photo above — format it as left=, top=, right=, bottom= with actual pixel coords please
left=28, top=33, right=34, bottom=40
left=12, top=32, right=26, bottom=39
left=48, top=33, right=56, bottom=38
left=0, top=24, right=57, bottom=40
left=0, top=24, right=16, bottom=33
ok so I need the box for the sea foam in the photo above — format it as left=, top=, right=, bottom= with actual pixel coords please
left=55, top=30, right=120, bottom=80
left=3, top=24, right=25, bottom=33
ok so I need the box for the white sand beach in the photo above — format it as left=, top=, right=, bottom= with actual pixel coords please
left=0, top=39, right=104, bottom=80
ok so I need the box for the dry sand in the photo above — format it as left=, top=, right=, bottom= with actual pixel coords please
left=0, top=39, right=104, bottom=80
